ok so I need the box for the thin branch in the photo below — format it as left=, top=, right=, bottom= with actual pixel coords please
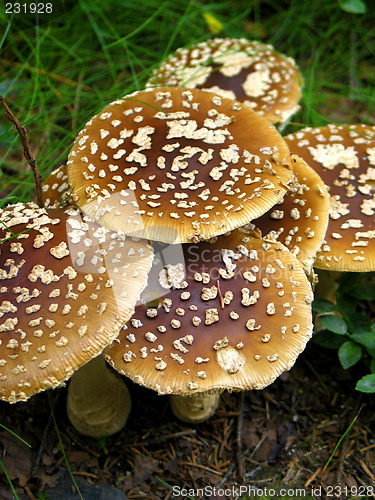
left=216, top=279, right=225, bottom=309
left=0, top=96, right=44, bottom=208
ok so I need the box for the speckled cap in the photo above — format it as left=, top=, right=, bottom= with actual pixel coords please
left=66, top=87, right=292, bottom=244
left=250, top=154, right=330, bottom=273
left=285, top=124, right=375, bottom=271
left=42, top=165, right=74, bottom=208
left=146, top=38, right=303, bottom=124
left=104, top=229, right=313, bottom=395
left=0, top=202, right=153, bottom=403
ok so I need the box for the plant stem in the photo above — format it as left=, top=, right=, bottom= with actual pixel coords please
left=0, top=96, right=44, bottom=208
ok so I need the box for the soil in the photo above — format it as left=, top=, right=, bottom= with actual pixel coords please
left=0, top=341, right=374, bottom=500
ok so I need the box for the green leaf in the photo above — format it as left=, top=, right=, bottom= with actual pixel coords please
left=312, top=298, right=336, bottom=313
left=351, top=329, right=375, bottom=357
left=349, top=313, right=372, bottom=336
left=370, top=358, right=375, bottom=373
left=345, top=284, right=375, bottom=301
left=336, top=292, right=357, bottom=317
left=337, top=272, right=360, bottom=292
left=338, top=0, right=367, bottom=14
left=338, top=341, right=362, bottom=369
left=313, top=331, right=346, bottom=350
left=356, top=374, right=375, bottom=393
left=318, top=314, right=348, bottom=335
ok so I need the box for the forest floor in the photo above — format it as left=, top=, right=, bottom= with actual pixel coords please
left=0, top=341, right=374, bottom=500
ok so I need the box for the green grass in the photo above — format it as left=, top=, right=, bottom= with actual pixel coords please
left=1, top=0, right=374, bottom=207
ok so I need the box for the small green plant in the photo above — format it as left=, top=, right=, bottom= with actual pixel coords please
left=96, top=435, right=109, bottom=453
left=313, top=272, right=375, bottom=392
left=338, top=0, right=367, bottom=14
left=37, top=493, right=48, bottom=500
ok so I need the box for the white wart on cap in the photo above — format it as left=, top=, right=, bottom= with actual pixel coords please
left=66, top=87, right=292, bottom=244
left=285, top=124, right=375, bottom=271
left=42, top=164, right=75, bottom=208
left=250, top=154, right=330, bottom=273
left=0, top=202, right=153, bottom=403
left=104, top=229, right=313, bottom=395
left=147, top=38, right=303, bottom=124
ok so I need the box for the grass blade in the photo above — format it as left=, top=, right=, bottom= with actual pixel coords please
left=0, top=457, right=20, bottom=500
left=323, top=405, right=363, bottom=472
left=47, top=391, right=84, bottom=500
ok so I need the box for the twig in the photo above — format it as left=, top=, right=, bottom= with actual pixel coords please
left=0, top=96, right=44, bottom=208
left=216, top=447, right=252, bottom=488
left=357, top=458, right=375, bottom=483
left=304, top=466, right=322, bottom=488
left=216, top=279, right=225, bottom=309
left=178, top=461, right=223, bottom=475
left=122, top=429, right=197, bottom=448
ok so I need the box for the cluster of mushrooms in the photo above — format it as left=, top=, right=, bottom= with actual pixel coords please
left=1, top=38, right=374, bottom=437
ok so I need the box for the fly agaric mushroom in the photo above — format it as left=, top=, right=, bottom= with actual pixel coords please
left=0, top=200, right=153, bottom=427
left=285, top=124, right=375, bottom=272
left=42, top=164, right=76, bottom=208
left=104, top=228, right=313, bottom=422
left=249, top=154, right=330, bottom=274
left=146, top=38, right=303, bottom=125
left=66, top=355, right=131, bottom=437
left=66, top=87, right=293, bottom=244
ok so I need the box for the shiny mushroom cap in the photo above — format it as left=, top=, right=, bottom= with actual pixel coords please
left=66, top=87, right=292, bottom=244
left=0, top=202, right=153, bottom=403
left=42, top=164, right=76, bottom=208
left=104, top=229, right=313, bottom=395
left=285, top=124, right=375, bottom=271
left=146, top=38, right=303, bottom=124
left=250, top=154, right=330, bottom=273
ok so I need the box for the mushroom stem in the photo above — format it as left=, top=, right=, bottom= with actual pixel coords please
left=314, top=269, right=342, bottom=304
left=66, top=355, right=131, bottom=438
left=169, top=392, right=220, bottom=424
left=313, top=269, right=342, bottom=333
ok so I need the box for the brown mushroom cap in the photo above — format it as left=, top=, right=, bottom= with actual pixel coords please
left=0, top=202, right=153, bottom=403
left=285, top=124, right=375, bottom=271
left=250, top=154, right=330, bottom=272
left=66, top=87, right=292, bottom=244
left=42, top=164, right=75, bottom=208
left=146, top=38, right=303, bottom=124
left=104, top=229, right=313, bottom=395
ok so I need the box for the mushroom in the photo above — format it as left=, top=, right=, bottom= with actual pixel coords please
left=249, top=154, right=330, bottom=274
left=104, top=228, right=314, bottom=422
left=40, top=165, right=135, bottom=437
left=42, top=164, right=76, bottom=208
left=146, top=38, right=303, bottom=125
left=284, top=124, right=375, bottom=272
left=66, top=87, right=293, bottom=244
left=169, top=392, right=220, bottom=424
left=66, top=355, right=131, bottom=437
left=0, top=202, right=153, bottom=436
